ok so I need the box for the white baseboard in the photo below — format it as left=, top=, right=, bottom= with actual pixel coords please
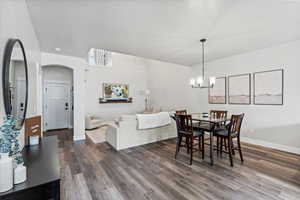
left=74, top=134, right=86, bottom=141
left=241, top=137, right=300, bottom=155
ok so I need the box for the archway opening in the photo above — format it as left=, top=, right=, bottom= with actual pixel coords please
left=41, top=65, right=74, bottom=139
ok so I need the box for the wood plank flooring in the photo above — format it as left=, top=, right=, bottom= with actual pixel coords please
left=44, top=130, right=300, bottom=200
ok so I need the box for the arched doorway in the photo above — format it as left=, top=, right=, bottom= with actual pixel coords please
left=41, top=65, right=74, bottom=137
left=40, top=53, right=86, bottom=141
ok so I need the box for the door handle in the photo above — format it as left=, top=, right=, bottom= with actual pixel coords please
left=65, top=102, right=69, bottom=111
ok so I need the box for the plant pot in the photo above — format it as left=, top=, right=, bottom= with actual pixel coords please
left=14, top=164, right=27, bottom=184
left=0, top=153, right=13, bottom=193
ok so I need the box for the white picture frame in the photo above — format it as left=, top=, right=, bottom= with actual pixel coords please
left=253, top=69, right=283, bottom=105
left=228, top=73, right=251, bottom=105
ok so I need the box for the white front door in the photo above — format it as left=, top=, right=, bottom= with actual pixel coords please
left=44, top=81, right=70, bottom=130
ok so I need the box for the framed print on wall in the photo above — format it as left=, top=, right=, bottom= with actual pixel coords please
left=103, top=83, right=129, bottom=100
left=209, top=77, right=226, bottom=104
left=228, top=73, right=251, bottom=105
left=253, top=69, right=283, bottom=105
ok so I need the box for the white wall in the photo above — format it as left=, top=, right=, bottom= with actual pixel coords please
left=85, top=53, right=147, bottom=120
left=85, top=53, right=197, bottom=120
left=42, top=65, right=73, bottom=83
left=192, top=40, right=300, bottom=153
left=146, top=59, right=199, bottom=112
left=0, top=0, right=41, bottom=148
left=41, top=53, right=86, bottom=141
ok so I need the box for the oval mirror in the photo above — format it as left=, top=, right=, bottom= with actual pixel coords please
left=2, top=39, right=28, bottom=130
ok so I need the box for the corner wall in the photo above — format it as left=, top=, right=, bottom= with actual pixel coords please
left=192, top=40, right=300, bottom=153
left=145, top=59, right=199, bottom=112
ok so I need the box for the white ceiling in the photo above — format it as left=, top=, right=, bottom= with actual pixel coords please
left=26, top=0, right=300, bottom=66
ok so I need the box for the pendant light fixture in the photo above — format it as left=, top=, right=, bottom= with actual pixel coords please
left=190, top=39, right=216, bottom=89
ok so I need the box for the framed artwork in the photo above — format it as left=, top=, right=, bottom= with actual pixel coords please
left=228, top=73, right=251, bottom=104
left=253, top=69, right=283, bottom=105
left=209, top=77, right=226, bottom=104
left=103, top=83, right=129, bottom=100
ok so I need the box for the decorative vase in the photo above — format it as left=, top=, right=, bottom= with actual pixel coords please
left=14, top=164, right=27, bottom=184
left=0, top=153, right=13, bottom=193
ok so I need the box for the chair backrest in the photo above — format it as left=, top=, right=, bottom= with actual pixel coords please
left=210, top=110, right=227, bottom=125
left=176, top=110, right=188, bottom=115
left=210, top=110, right=227, bottom=119
left=174, top=114, right=193, bottom=135
left=228, top=113, right=245, bottom=137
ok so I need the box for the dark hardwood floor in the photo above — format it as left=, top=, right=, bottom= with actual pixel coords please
left=44, top=129, right=300, bottom=200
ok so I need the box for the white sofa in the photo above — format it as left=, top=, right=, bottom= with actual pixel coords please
left=85, top=114, right=103, bottom=130
left=106, top=114, right=177, bottom=150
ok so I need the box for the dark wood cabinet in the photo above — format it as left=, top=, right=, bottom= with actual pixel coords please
left=0, top=136, right=60, bottom=200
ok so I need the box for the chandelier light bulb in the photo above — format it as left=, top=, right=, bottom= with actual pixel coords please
left=196, top=76, right=204, bottom=86
left=190, top=78, right=196, bottom=86
left=210, top=77, right=216, bottom=86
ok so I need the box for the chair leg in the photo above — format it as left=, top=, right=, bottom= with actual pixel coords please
left=217, top=136, right=219, bottom=156
left=186, top=137, right=190, bottom=154
left=220, top=137, right=223, bottom=157
left=224, top=139, right=228, bottom=151
left=237, top=137, right=244, bottom=162
left=231, top=140, right=235, bottom=155
left=201, top=135, right=205, bottom=159
left=198, top=136, right=201, bottom=151
left=228, top=137, right=234, bottom=167
left=175, top=136, right=182, bottom=159
left=190, top=136, right=193, bottom=165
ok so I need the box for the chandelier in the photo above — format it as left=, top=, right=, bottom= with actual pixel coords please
left=190, top=39, right=215, bottom=89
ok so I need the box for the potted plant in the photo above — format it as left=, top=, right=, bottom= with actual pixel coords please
left=0, top=116, right=14, bottom=193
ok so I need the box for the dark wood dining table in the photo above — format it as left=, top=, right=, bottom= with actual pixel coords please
left=191, top=113, right=230, bottom=165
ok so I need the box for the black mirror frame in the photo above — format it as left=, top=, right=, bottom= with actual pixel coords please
left=2, top=39, right=29, bottom=129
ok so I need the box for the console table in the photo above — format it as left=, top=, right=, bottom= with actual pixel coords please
left=0, top=136, right=60, bottom=200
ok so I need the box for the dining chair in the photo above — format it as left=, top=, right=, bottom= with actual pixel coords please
left=196, top=110, right=228, bottom=130
left=174, top=114, right=205, bottom=165
left=214, top=114, right=245, bottom=167
left=210, top=110, right=228, bottom=154
left=174, top=110, right=189, bottom=151
left=210, top=110, right=228, bottom=126
left=196, top=110, right=228, bottom=150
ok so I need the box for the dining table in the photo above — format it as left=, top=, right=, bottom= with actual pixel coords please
left=191, top=113, right=231, bottom=165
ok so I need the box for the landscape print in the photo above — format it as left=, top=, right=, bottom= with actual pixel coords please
left=228, top=74, right=251, bottom=104
left=254, top=69, right=283, bottom=105
left=209, top=77, right=226, bottom=104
